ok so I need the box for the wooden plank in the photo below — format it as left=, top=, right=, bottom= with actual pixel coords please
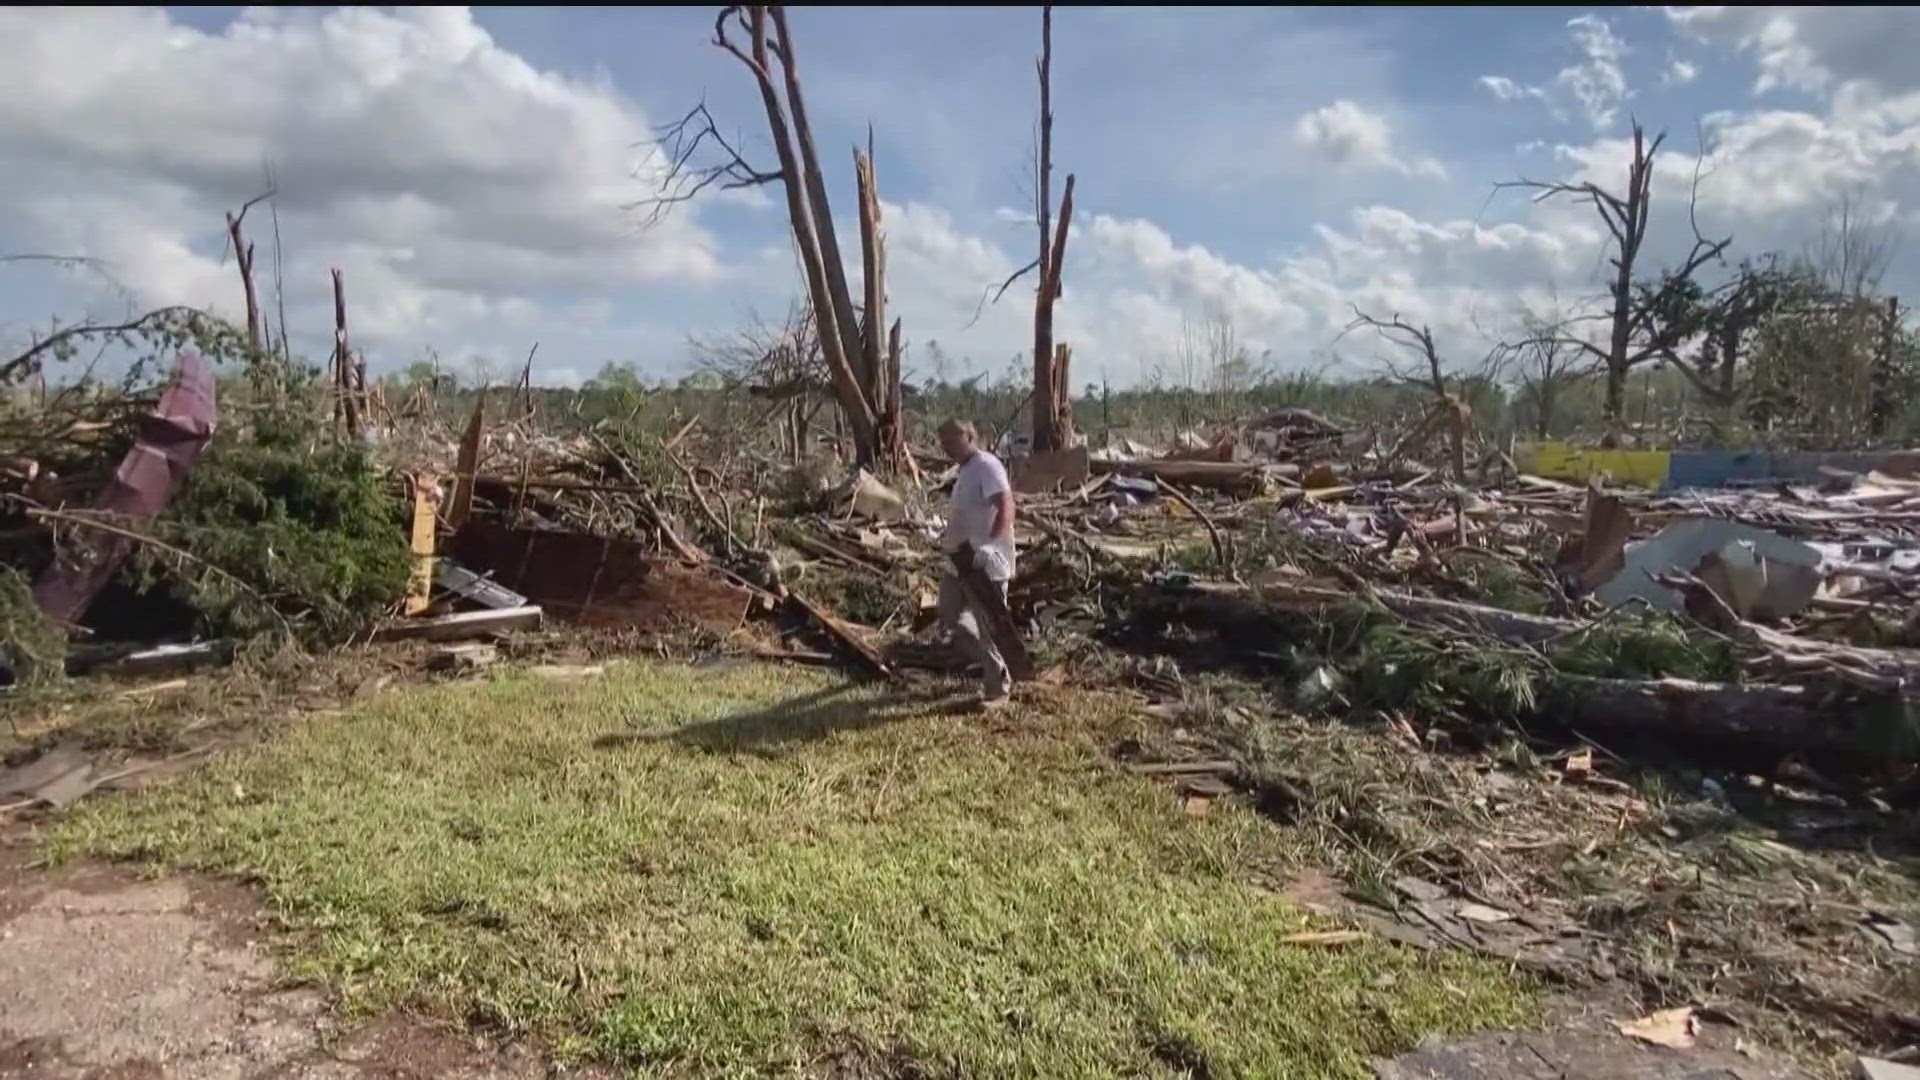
left=787, top=591, right=896, bottom=681
left=373, top=605, right=543, bottom=643
left=404, top=471, right=439, bottom=616
left=950, top=543, right=1035, bottom=682
left=1089, top=457, right=1265, bottom=496
left=1125, top=759, right=1238, bottom=776
left=446, top=389, right=486, bottom=529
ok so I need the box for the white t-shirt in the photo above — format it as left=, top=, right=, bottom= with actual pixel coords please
left=942, top=450, right=1016, bottom=581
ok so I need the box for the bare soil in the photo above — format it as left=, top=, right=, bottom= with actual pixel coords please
left=0, top=837, right=607, bottom=1080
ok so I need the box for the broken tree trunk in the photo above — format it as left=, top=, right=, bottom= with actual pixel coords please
left=884, top=317, right=909, bottom=475
left=855, top=139, right=907, bottom=473
left=331, top=267, right=360, bottom=440
left=1030, top=4, right=1076, bottom=453
left=720, top=7, right=877, bottom=461
left=856, top=142, right=886, bottom=419
left=1229, top=579, right=1574, bottom=645
left=768, top=5, right=868, bottom=394
left=1549, top=677, right=1910, bottom=773
left=225, top=211, right=261, bottom=354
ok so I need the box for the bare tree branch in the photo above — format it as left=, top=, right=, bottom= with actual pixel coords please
left=628, top=100, right=784, bottom=226
left=962, top=257, right=1041, bottom=331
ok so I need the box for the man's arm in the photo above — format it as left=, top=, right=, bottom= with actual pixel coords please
left=989, top=488, right=1015, bottom=541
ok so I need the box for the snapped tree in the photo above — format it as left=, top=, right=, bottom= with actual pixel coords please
left=1498, top=122, right=1730, bottom=445
left=641, top=5, right=906, bottom=472
left=971, top=5, right=1078, bottom=452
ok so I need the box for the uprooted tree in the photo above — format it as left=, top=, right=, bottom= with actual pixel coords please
left=642, top=5, right=905, bottom=472
left=1498, top=121, right=1730, bottom=444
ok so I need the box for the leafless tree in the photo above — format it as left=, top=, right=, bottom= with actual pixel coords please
left=691, top=301, right=831, bottom=463
left=1341, top=308, right=1497, bottom=482
left=263, top=162, right=292, bottom=362
left=1164, top=311, right=1259, bottom=425
left=1808, top=189, right=1900, bottom=301
left=1509, top=305, right=1591, bottom=439
left=222, top=188, right=274, bottom=355
left=960, top=6, right=1077, bottom=451
left=636, top=6, right=904, bottom=471
left=1497, top=121, right=1730, bottom=444
left=1027, top=6, right=1076, bottom=451
left=330, top=267, right=364, bottom=439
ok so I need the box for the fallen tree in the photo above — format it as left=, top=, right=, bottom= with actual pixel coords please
left=1128, top=577, right=1919, bottom=777
left=1090, top=458, right=1265, bottom=496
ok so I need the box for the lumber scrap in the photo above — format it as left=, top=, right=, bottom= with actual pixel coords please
left=1089, top=457, right=1265, bottom=496
left=405, top=472, right=439, bottom=616
left=373, top=606, right=543, bottom=643
left=787, top=590, right=897, bottom=681
left=446, top=389, right=485, bottom=529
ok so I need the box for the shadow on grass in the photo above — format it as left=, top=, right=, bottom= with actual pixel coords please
left=598, top=681, right=976, bottom=759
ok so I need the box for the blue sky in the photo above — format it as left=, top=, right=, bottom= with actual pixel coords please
left=2, top=6, right=1915, bottom=388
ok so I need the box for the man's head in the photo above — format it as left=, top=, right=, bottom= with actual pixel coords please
left=937, top=417, right=977, bottom=464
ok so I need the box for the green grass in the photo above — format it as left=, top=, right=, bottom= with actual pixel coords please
left=50, top=660, right=1535, bottom=1077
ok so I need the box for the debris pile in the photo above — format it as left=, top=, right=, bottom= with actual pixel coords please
left=4, top=341, right=1918, bottom=1070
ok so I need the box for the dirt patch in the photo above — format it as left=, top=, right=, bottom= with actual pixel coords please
left=0, top=837, right=605, bottom=1080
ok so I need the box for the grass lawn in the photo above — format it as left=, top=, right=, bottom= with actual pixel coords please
left=50, top=660, right=1535, bottom=1077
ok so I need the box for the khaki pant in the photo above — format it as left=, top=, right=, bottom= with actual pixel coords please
left=938, top=570, right=1009, bottom=698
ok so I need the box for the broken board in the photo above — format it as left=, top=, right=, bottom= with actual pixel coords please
left=950, top=543, right=1035, bottom=682
left=405, top=471, right=440, bottom=616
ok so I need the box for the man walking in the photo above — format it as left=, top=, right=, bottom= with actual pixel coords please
left=937, top=417, right=1016, bottom=708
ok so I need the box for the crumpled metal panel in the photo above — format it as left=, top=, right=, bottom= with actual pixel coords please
left=32, top=352, right=218, bottom=625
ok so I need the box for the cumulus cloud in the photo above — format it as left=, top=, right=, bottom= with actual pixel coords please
left=0, top=6, right=722, bottom=376
left=1291, top=100, right=1447, bottom=179
left=1477, top=16, right=1632, bottom=130
left=9, top=5, right=1916, bottom=393
left=1559, top=14, right=1630, bottom=131
left=1665, top=6, right=1920, bottom=96
left=1479, top=76, right=1549, bottom=105
left=863, top=195, right=1599, bottom=383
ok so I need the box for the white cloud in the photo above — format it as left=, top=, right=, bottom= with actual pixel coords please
left=1666, top=6, right=1920, bottom=96
left=1559, top=14, right=1630, bottom=131
left=1477, top=15, right=1632, bottom=130
left=1479, top=76, right=1550, bottom=105
left=0, top=6, right=721, bottom=374
left=1291, top=100, right=1448, bottom=179
left=858, top=195, right=1599, bottom=384
left=9, top=5, right=1916, bottom=396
